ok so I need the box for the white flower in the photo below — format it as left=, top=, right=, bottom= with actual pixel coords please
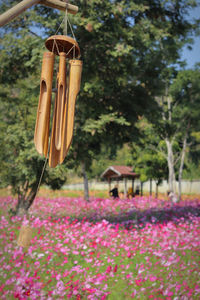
left=37, top=253, right=45, bottom=258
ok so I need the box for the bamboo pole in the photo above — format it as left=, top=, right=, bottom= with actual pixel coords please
left=55, top=52, right=67, bottom=151
left=60, top=59, right=82, bottom=164
left=0, top=0, right=78, bottom=27
left=0, top=0, right=40, bottom=27
left=34, top=52, right=55, bottom=157
left=42, top=0, right=78, bottom=13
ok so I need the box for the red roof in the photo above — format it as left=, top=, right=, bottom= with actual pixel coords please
left=101, top=165, right=139, bottom=179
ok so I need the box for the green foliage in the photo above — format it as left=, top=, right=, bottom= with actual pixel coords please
left=0, top=3, right=67, bottom=203
left=139, top=68, right=200, bottom=184
left=88, top=144, right=133, bottom=179
left=0, top=0, right=200, bottom=205
left=170, top=68, right=200, bottom=179
left=128, top=118, right=168, bottom=183
left=83, top=112, right=130, bottom=135
left=71, top=0, right=199, bottom=178
left=44, top=165, right=67, bottom=190
left=0, top=75, right=68, bottom=197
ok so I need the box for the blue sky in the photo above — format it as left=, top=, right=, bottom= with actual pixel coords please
left=181, top=5, right=200, bottom=68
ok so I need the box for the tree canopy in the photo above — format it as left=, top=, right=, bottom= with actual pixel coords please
left=0, top=0, right=200, bottom=210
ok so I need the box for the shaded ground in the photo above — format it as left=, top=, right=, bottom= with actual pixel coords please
left=27, top=195, right=200, bottom=229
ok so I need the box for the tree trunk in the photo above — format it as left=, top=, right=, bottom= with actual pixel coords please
left=132, top=179, right=135, bottom=193
left=82, top=161, right=89, bottom=201
left=140, top=182, right=143, bottom=196
left=165, top=139, right=176, bottom=193
left=150, top=178, right=152, bottom=196
left=15, top=195, right=26, bottom=216
left=123, top=178, right=127, bottom=198
left=178, top=134, right=187, bottom=201
left=155, top=182, right=158, bottom=198
left=15, top=187, right=37, bottom=216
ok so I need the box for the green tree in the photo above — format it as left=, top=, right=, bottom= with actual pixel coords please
left=147, top=68, right=200, bottom=199
left=0, top=76, right=68, bottom=215
left=71, top=0, right=199, bottom=199
left=0, top=0, right=199, bottom=209
left=182, top=129, right=200, bottom=180
left=170, top=67, right=200, bottom=198
left=88, top=143, right=133, bottom=181
left=0, top=1, right=68, bottom=215
left=128, top=118, right=168, bottom=196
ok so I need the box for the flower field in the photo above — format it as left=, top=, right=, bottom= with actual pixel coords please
left=0, top=195, right=200, bottom=299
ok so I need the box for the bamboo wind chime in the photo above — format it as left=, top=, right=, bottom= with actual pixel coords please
left=0, top=0, right=82, bottom=248
left=17, top=34, right=82, bottom=248
left=34, top=35, right=82, bottom=167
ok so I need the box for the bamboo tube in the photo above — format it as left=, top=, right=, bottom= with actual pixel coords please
left=49, top=73, right=61, bottom=168
left=55, top=52, right=66, bottom=150
left=60, top=59, right=82, bottom=163
left=34, top=52, right=54, bottom=157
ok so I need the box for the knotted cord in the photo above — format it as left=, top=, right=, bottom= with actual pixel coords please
left=52, top=0, right=77, bottom=58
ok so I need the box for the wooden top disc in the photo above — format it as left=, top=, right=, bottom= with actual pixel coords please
left=45, top=35, right=80, bottom=58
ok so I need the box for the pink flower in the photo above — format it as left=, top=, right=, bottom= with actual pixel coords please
left=106, top=266, right=112, bottom=273
left=131, top=289, right=137, bottom=297
left=135, top=279, right=143, bottom=286
left=149, top=275, right=157, bottom=282
left=113, top=264, right=118, bottom=273
left=0, top=284, right=5, bottom=292
left=127, top=251, right=132, bottom=258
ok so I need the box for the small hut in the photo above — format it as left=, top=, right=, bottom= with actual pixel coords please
left=101, top=165, right=140, bottom=197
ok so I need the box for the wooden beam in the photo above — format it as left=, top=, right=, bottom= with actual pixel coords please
left=0, top=0, right=78, bottom=27
left=42, top=0, right=78, bottom=14
left=0, top=0, right=40, bottom=27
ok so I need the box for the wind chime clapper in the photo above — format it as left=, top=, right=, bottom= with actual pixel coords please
left=34, top=35, right=82, bottom=168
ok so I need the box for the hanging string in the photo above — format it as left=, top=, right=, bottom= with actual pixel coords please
left=52, top=38, right=60, bottom=55
left=54, top=17, right=65, bottom=36
left=54, top=0, right=76, bottom=40
left=67, top=13, right=76, bottom=40
left=63, top=0, right=76, bottom=40
left=64, top=0, right=68, bottom=36
left=34, top=156, right=48, bottom=201
left=73, top=43, right=75, bottom=59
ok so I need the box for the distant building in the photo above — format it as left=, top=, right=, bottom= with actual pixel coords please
left=101, top=165, right=140, bottom=197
